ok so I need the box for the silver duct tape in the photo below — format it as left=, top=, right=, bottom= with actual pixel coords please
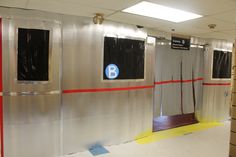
left=2, top=90, right=61, bottom=96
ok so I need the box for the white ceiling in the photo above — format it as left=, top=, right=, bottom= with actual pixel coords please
left=0, top=0, right=236, bottom=41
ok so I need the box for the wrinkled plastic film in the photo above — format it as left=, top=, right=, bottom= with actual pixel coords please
left=154, top=42, right=204, bottom=117
left=17, top=28, right=49, bottom=81
left=199, top=40, right=232, bottom=122
left=212, top=50, right=231, bottom=79
left=103, top=37, right=145, bottom=80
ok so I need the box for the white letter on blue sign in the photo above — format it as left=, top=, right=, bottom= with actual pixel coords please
left=105, top=64, right=119, bottom=79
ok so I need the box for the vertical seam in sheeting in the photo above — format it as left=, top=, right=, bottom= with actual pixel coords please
left=0, top=17, right=4, bottom=157
left=192, top=70, right=196, bottom=112
left=59, top=22, right=63, bottom=156
left=180, top=61, right=183, bottom=115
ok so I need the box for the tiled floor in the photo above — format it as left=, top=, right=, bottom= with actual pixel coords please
left=67, top=121, right=230, bottom=157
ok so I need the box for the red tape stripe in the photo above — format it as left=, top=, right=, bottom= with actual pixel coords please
left=155, top=77, right=203, bottom=85
left=203, top=83, right=231, bottom=86
left=0, top=18, right=3, bottom=157
left=63, top=77, right=204, bottom=94
left=154, top=80, right=173, bottom=85
left=63, top=85, right=154, bottom=94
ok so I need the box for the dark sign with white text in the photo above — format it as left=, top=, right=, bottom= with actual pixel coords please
left=171, top=36, right=190, bottom=50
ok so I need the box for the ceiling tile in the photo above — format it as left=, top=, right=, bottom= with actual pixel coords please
left=107, top=12, right=172, bottom=28
left=147, top=0, right=236, bottom=16
left=1, top=0, right=236, bottom=41
left=211, top=10, right=236, bottom=24
left=221, top=29, right=236, bottom=34
left=108, top=11, right=232, bottom=37
left=27, top=0, right=114, bottom=17
left=193, top=31, right=235, bottom=41
left=0, top=0, right=28, bottom=8
left=152, top=23, right=209, bottom=36
left=182, top=16, right=236, bottom=31
left=54, top=0, right=142, bottom=11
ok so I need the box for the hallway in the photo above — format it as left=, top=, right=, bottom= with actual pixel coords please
left=70, top=121, right=230, bottom=157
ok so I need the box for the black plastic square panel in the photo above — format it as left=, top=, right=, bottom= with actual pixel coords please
left=212, top=50, right=232, bottom=79
left=103, top=37, right=145, bottom=80
left=17, top=28, right=50, bottom=81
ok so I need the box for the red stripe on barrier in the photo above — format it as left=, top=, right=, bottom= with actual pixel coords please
left=203, top=83, right=231, bottom=86
left=63, top=85, right=154, bottom=94
left=154, top=77, right=203, bottom=85
left=154, top=80, right=173, bottom=85
left=183, top=77, right=204, bottom=83
left=0, top=18, right=3, bottom=157
left=172, top=80, right=182, bottom=83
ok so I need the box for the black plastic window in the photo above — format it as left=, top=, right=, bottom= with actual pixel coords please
left=103, top=37, right=145, bottom=80
left=212, top=50, right=232, bottom=79
left=17, top=28, right=50, bottom=81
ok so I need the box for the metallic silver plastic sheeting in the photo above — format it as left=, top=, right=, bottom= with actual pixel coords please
left=0, top=7, right=154, bottom=157
left=154, top=42, right=204, bottom=117
left=1, top=8, right=62, bottom=157
left=154, top=44, right=181, bottom=116
left=199, top=40, right=232, bottom=122
left=61, top=16, right=154, bottom=154
left=182, top=48, right=204, bottom=114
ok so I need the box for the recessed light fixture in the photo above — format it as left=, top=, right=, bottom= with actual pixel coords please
left=123, top=1, right=202, bottom=23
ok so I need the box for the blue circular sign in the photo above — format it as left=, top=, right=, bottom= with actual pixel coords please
left=105, top=64, right=119, bottom=79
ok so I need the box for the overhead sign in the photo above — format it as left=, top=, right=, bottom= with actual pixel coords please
left=171, top=35, right=190, bottom=50
left=105, top=64, right=119, bottom=79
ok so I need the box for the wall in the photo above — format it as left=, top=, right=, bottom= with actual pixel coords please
left=61, top=16, right=154, bottom=154
left=0, top=7, right=155, bottom=157
left=199, top=40, right=233, bottom=122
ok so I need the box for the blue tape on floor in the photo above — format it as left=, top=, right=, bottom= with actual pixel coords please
left=89, top=144, right=109, bottom=156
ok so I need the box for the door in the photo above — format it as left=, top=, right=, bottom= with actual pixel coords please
left=153, top=41, right=203, bottom=131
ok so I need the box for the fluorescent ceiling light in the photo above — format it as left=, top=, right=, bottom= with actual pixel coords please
left=122, top=1, right=202, bottom=23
